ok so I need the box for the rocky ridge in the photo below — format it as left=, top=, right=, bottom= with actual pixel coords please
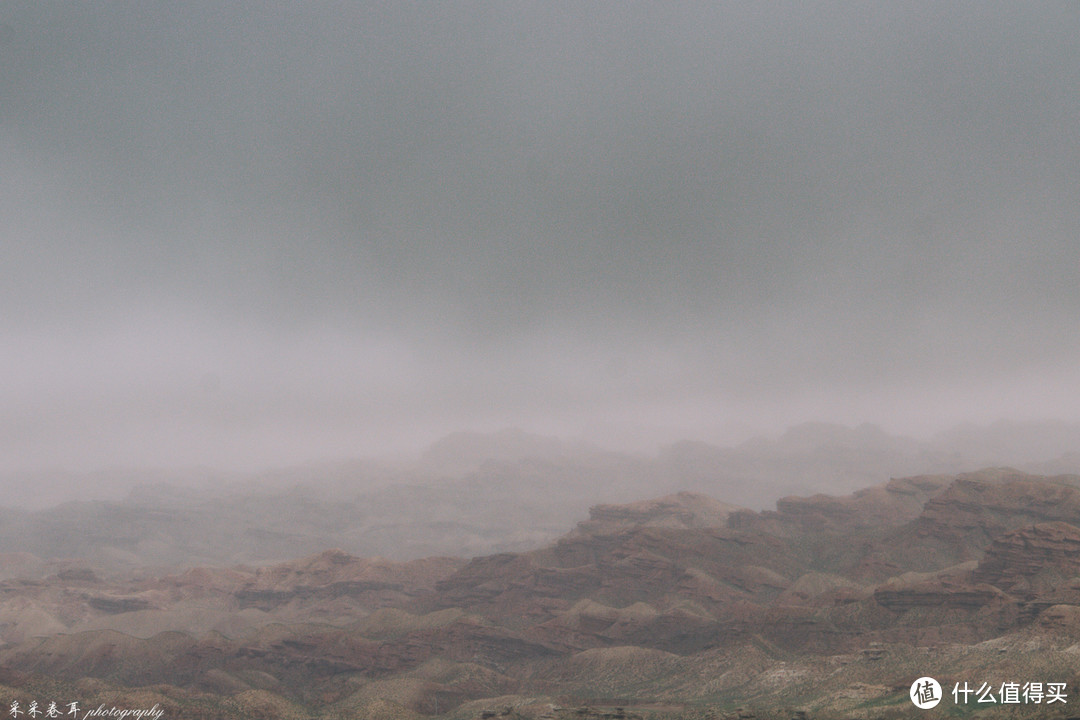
left=0, top=469, right=1079, bottom=718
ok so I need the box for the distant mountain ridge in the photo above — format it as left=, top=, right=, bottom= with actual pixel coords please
left=1, top=421, right=1079, bottom=567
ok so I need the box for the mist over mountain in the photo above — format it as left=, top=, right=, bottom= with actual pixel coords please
left=1, top=422, right=1078, bottom=569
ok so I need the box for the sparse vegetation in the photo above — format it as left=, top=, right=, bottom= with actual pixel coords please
left=2, top=469, right=1080, bottom=718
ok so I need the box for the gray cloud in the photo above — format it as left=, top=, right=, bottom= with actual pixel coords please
left=1, top=2, right=1079, bottom=471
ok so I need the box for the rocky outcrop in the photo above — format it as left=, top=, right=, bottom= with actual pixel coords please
left=851, top=470, right=1080, bottom=578
left=576, top=493, right=742, bottom=536
left=973, top=521, right=1080, bottom=597
left=85, top=594, right=155, bottom=613
left=726, top=474, right=951, bottom=539
left=772, top=474, right=952, bottom=534
left=233, top=549, right=465, bottom=609
left=873, top=577, right=1008, bottom=611
left=913, top=470, right=1080, bottom=552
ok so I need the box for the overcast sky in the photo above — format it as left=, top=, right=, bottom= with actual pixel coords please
left=1, top=2, right=1078, bottom=472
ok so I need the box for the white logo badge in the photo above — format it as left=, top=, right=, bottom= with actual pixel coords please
left=910, top=676, right=942, bottom=709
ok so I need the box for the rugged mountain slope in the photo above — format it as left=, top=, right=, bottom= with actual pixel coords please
left=3, top=469, right=1080, bottom=718
left=0, top=551, right=466, bottom=644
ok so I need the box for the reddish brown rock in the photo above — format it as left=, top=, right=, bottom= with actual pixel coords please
left=873, top=578, right=1008, bottom=611
left=973, top=521, right=1080, bottom=598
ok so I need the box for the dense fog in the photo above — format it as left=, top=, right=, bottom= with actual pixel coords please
left=2, top=2, right=1078, bottom=475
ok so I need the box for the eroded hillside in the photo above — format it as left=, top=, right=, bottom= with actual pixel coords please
left=3, top=470, right=1080, bottom=718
